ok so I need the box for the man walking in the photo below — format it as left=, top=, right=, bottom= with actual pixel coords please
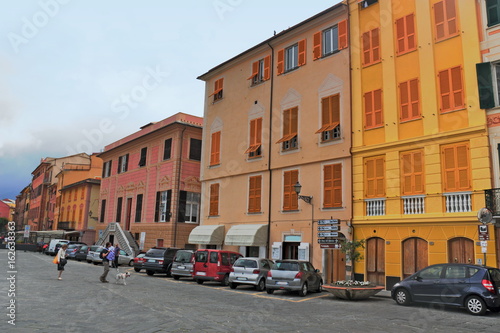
left=99, top=242, right=111, bottom=283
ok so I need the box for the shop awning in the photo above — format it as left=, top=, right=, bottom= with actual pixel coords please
left=224, top=224, right=268, bottom=247
left=188, top=225, right=225, bottom=245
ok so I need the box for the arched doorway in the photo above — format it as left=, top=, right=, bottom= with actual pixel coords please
left=324, top=233, right=346, bottom=284
left=448, top=237, right=474, bottom=264
left=366, top=237, right=385, bottom=286
left=402, top=237, right=428, bottom=278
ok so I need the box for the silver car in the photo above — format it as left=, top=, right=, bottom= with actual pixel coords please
left=266, top=260, right=323, bottom=297
left=229, top=257, right=274, bottom=291
left=92, top=249, right=134, bottom=266
left=86, top=246, right=104, bottom=263
left=171, top=250, right=195, bottom=280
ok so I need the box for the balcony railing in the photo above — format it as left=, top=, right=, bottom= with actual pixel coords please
left=365, top=198, right=386, bottom=216
left=443, top=192, right=472, bottom=213
left=402, top=195, right=425, bottom=214
left=485, top=188, right=500, bottom=216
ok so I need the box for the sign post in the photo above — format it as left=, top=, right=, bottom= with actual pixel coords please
left=477, top=208, right=492, bottom=266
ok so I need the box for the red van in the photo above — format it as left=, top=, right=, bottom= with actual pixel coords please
left=193, top=249, right=242, bottom=286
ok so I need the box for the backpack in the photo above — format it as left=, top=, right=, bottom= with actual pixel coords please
left=99, top=249, right=106, bottom=259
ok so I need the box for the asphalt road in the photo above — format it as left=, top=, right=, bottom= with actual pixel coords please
left=1, top=249, right=499, bottom=333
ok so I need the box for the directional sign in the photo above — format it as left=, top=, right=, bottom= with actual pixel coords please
left=318, top=238, right=341, bottom=244
left=478, top=225, right=490, bottom=241
left=318, top=232, right=339, bottom=238
left=320, top=244, right=341, bottom=249
left=317, top=219, right=340, bottom=225
left=318, top=225, right=339, bottom=231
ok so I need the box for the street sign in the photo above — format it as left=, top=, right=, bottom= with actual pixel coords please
left=317, top=225, right=339, bottom=231
left=317, top=219, right=340, bottom=225
left=478, top=225, right=490, bottom=241
left=480, top=241, right=488, bottom=247
left=318, top=238, right=341, bottom=244
left=318, top=232, right=339, bottom=238
left=24, top=225, right=30, bottom=238
left=320, top=244, right=341, bottom=249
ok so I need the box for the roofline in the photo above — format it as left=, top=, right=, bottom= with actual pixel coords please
left=61, top=178, right=101, bottom=191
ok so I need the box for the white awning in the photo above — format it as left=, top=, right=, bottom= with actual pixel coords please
left=188, top=225, right=225, bottom=245
left=224, top=224, right=268, bottom=247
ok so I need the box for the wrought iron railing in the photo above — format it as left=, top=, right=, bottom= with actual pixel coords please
left=485, top=188, right=500, bottom=216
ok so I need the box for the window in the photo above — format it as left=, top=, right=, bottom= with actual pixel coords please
left=248, top=56, right=271, bottom=85
left=283, top=170, right=298, bottom=211
left=210, top=131, right=221, bottom=166
left=248, top=175, right=262, bottom=213
left=163, top=138, right=172, bottom=160
left=365, top=156, right=385, bottom=198
left=433, top=0, right=458, bottom=42
left=245, top=118, right=262, bottom=158
left=277, top=40, right=306, bottom=75
left=418, top=265, right=443, bottom=279
left=189, top=138, right=202, bottom=161
left=401, top=151, right=424, bottom=195
left=116, top=197, right=123, bottom=222
left=102, top=161, right=112, bottom=178
left=316, top=94, right=340, bottom=142
left=209, top=78, right=223, bottom=102
left=364, top=89, right=383, bottom=129
left=135, top=194, right=143, bottom=222
left=276, top=107, right=298, bottom=151
left=359, top=0, right=378, bottom=8
left=100, top=200, right=106, bottom=222
left=155, top=190, right=172, bottom=222
left=442, top=142, right=470, bottom=192
left=476, top=62, right=498, bottom=109
left=313, top=20, right=348, bottom=60
left=362, top=28, right=380, bottom=66
left=138, top=147, right=147, bottom=167
left=487, top=0, right=500, bottom=27
left=324, top=164, right=342, bottom=208
left=438, top=66, right=464, bottom=113
left=209, top=183, right=220, bottom=216
left=178, top=191, right=200, bottom=223
left=399, top=78, right=420, bottom=121
left=117, top=154, right=129, bottom=174
left=395, top=13, right=416, bottom=55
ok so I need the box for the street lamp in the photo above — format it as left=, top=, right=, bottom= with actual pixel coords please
left=294, top=182, right=312, bottom=204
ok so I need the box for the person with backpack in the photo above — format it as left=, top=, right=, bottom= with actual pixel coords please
left=113, top=244, right=120, bottom=268
left=99, top=243, right=111, bottom=283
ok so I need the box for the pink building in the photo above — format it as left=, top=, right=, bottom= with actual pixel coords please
left=97, top=112, right=203, bottom=251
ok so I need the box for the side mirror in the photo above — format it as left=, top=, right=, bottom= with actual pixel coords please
left=414, top=276, right=422, bottom=282
left=315, top=269, right=320, bottom=273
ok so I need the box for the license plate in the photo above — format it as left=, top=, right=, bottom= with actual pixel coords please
left=236, top=277, right=247, bottom=281
left=276, top=281, right=288, bottom=286
left=177, top=266, right=185, bottom=270
left=148, top=259, right=156, bottom=263
left=197, top=272, right=206, bottom=276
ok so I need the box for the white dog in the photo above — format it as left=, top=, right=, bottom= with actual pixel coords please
left=115, top=271, right=131, bottom=285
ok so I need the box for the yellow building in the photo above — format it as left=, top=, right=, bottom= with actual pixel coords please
left=349, top=0, right=494, bottom=287
left=196, top=3, right=351, bottom=283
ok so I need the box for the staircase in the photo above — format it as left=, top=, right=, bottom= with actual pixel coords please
left=96, top=222, right=139, bottom=256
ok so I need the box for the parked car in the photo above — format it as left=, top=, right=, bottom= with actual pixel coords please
left=142, top=247, right=180, bottom=276
left=54, top=241, right=86, bottom=256
left=46, top=239, right=68, bottom=255
left=133, top=252, right=147, bottom=272
left=74, top=245, right=90, bottom=262
left=87, top=246, right=105, bottom=263
left=193, top=250, right=242, bottom=286
left=229, top=257, right=274, bottom=291
left=266, top=260, right=323, bottom=297
left=171, top=250, right=195, bottom=280
left=92, top=249, right=134, bottom=266
left=391, top=263, right=500, bottom=315
left=66, top=244, right=84, bottom=259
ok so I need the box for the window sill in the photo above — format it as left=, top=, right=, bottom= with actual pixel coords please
left=250, top=79, right=267, bottom=88
left=321, top=206, right=343, bottom=210
left=282, top=66, right=300, bottom=75
left=362, top=60, right=381, bottom=69
left=318, top=49, right=341, bottom=60
left=208, top=215, right=220, bottom=218
left=434, top=33, right=460, bottom=45
left=364, top=125, right=384, bottom=131
left=247, top=211, right=263, bottom=215
left=281, top=209, right=299, bottom=213
left=400, top=116, right=422, bottom=124
left=440, top=107, right=466, bottom=115
left=396, top=48, right=417, bottom=57
left=212, top=97, right=224, bottom=105
left=247, top=155, right=263, bottom=162
left=209, top=164, right=221, bottom=169
left=319, top=137, right=341, bottom=145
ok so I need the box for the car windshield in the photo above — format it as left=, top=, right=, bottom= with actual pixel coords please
left=273, top=262, right=299, bottom=271
left=146, top=249, right=165, bottom=258
left=175, top=251, right=193, bottom=262
left=234, top=259, right=257, bottom=268
left=67, top=245, right=79, bottom=249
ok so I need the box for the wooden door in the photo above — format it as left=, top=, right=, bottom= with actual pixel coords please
left=366, top=237, right=385, bottom=286
left=333, top=249, right=346, bottom=282
left=403, top=238, right=428, bottom=278
left=448, top=237, right=474, bottom=264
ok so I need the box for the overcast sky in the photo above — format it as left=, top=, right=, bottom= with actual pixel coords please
left=0, top=0, right=342, bottom=200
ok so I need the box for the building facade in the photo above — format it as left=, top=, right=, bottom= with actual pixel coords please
left=97, top=113, right=203, bottom=251
left=196, top=3, right=351, bottom=283
left=349, top=0, right=493, bottom=287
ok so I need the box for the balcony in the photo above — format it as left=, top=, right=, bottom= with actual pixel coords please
left=443, top=192, right=472, bottom=213
left=402, top=195, right=425, bottom=214
left=485, top=188, right=500, bottom=216
left=365, top=198, right=386, bottom=216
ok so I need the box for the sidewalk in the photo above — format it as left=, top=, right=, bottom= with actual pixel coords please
left=374, top=289, right=391, bottom=298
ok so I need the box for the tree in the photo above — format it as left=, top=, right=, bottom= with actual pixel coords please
left=0, top=217, right=9, bottom=233
left=339, top=238, right=365, bottom=280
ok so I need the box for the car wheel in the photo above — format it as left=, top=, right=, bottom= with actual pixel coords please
left=196, top=279, right=204, bottom=285
left=93, top=262, right=98, bottom=265
left=221, top=274, right=229, bottom=286
left=229, top=282, right=237, bottom=289
left=266, top=289, right=274, bottom=294
left=316, top=280, right=323, bottom=293
left=256, top=278, right=266, bottom=292
left=134, top=268, right=141, bottom=272
left=394, top=288, right=411, bottom=306
left=465, top=295, right=487, bottom=315
left=87, top=260, right=92, bottom=263
left=146, top=270, right=155, bottom=276
left=173, top=275, right=180, bottom=280
left=298, top=283, right=308, bottom=297
left=128, top=260, right=133, bottom=267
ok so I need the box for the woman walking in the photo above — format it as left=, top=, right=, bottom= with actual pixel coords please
left=55, top=243, right=68, bottom=280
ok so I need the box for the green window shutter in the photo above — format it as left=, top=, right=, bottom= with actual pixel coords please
left=476, top=62, right=495, bottom=109
left=487, top=0, right=500, bottom=27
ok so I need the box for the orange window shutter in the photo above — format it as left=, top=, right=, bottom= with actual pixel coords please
left=409, top=79, right=420, bottom=118
left=210, top=132, right=220, bottom=165
left=362, top=31, right=371, bottom=65
left=332, top=94, right=340, bottom=123
left=443, top=147, right=456, bottom=192
left=210, top=184, right=219, bottom=215
left=283, top=109, right=291, bottom=136
left=374, top=89, right=383, bottom=126
left=364, top=91, right=373, bottom=128
left=291, top=170, right=298, bottom=209
left=446, top=0, right=458, bottom=36
left=338, top=19, right=348, bottom=50
left=332, top=164, right=342, bottom=207
left=290, top=107, right=298, bottom=135
left=298, top=39, right=306, bottom=66
left=249, top=119, right=256, bottom=146
left=249, top=177, right=255, bottom=212
left=406, top=14, right=416, bottom=51
left=371, top=28, right=380, bottom=62
left=413, top=151, right=424, bottom=193
left=366, top=159, right=375, bottom=197
left=395, top=17, right=406, bottom=54
left=264, top=55, right=271, bottom=80
left=375, top=158, right=385, bottom=197
left=277, top=49, right=284, bottom=75
left=450, top=66, right=464, bottom=109
left=313, top=31, right=322, bottom=60
left=323, top=165, right=333, bottom=207
left=401, top=153, right=412, bottom=194
left=283, top=171, right=291, bottom=210
left=439, top=69, right=451, bottom=111
left=399, top=81, right=409, bottom=121
left=255, top=176, right=262, bottom=212
left=322, top=97, right=330, bottom=126
left=248, top=61, right=259, bottom=80
left=256, top=118, right=262, bottom=145
left=434, top=1, right=445, bottom=40
left=456, top=144, right=470, bottom=190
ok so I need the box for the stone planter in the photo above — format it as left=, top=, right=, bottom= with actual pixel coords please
left=323, top=285, right=384, bottom=300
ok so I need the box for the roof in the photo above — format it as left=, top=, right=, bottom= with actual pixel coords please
left=61, top=178, right=101, bottom=191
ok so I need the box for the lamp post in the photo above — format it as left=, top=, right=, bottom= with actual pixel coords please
left=294, top=182, right=314, bottom=262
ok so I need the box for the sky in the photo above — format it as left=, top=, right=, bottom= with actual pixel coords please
left=0, top=0, right=342, bottom=200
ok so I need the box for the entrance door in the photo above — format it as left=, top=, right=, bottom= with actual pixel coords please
left=402, top=238, right=428, bottom=278
left=125, top=198, right=133, bottom=231
left=283, top=242, right=300, bottom=259
left=366, top=237, right=385, bottom=286
left=325, top=249, right=346, bottom=284
left=448, top=237, right=474, bottom=264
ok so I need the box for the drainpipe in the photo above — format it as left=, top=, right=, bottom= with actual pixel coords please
left=266, top=42, right=275, bottom=258
left=174, top=125, right=187, bottom=247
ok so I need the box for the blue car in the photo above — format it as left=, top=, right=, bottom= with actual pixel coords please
left=391, top=263, right=500, bottom=315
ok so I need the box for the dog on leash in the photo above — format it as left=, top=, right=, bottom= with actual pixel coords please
left=115, top=271, right=131, bottom=285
